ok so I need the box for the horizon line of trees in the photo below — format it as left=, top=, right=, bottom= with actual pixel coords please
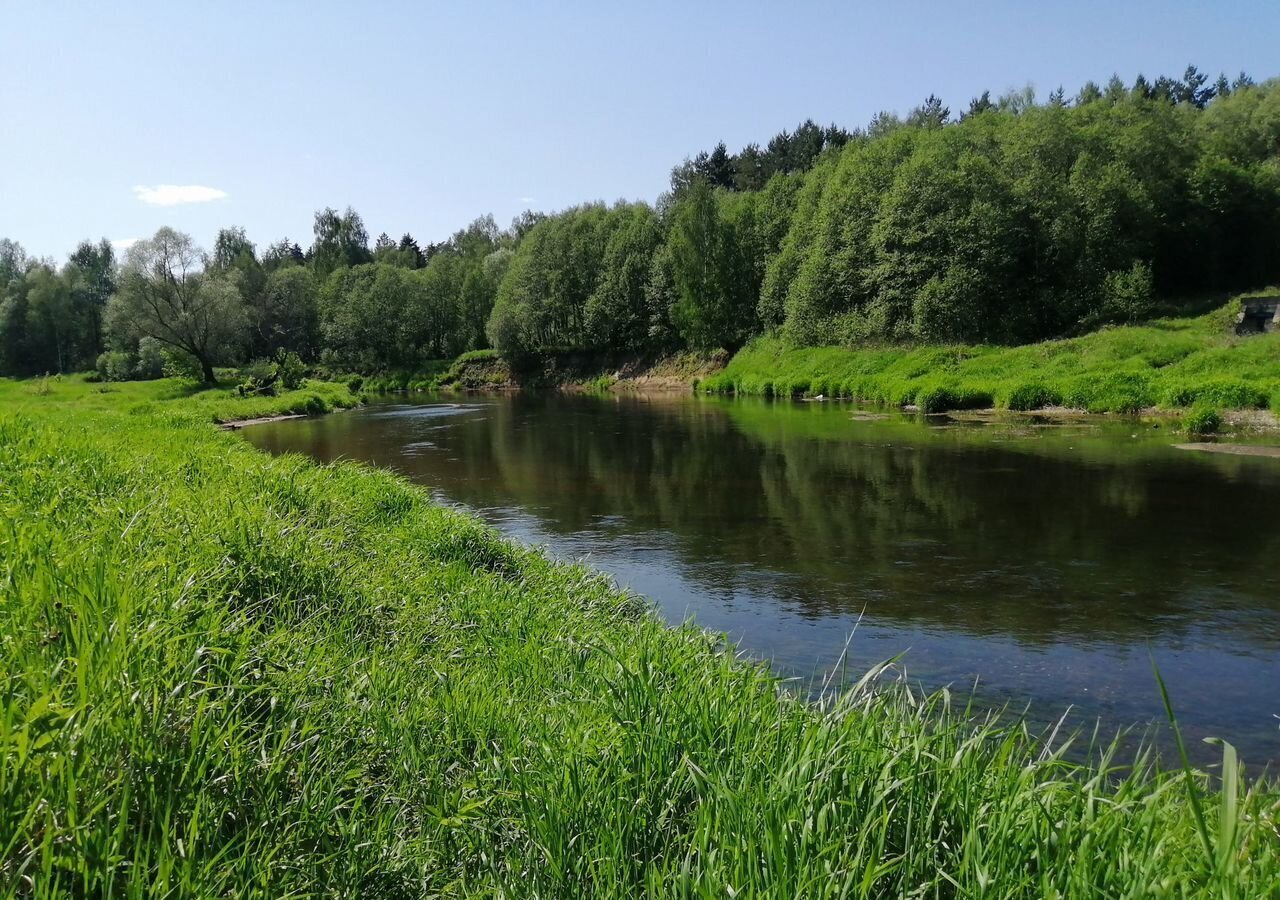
left=2, top=65, right=1278, bottom=383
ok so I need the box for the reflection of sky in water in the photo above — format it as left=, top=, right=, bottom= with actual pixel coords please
left=368, top=403, right=484, bottom=420
left=249, top=395, right=1280, bottom=767
left=472, top=502, right=1280, bottom=765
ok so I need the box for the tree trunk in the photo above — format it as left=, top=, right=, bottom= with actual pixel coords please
left=199, top=356, right=217, bottom=384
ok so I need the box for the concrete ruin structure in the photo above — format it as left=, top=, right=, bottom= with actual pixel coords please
left=1234, top=295, right=1280, bottom=335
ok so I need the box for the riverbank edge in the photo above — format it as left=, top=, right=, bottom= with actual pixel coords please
left=695, top=309, right=1280, bottom=431
left=372, top=302, right=1280, bottom=435
left=388, top=354, right=1280, bottom=437
left=4, top=375, right=1279, bottom=894
left=425, top=349, right=728, bottom=394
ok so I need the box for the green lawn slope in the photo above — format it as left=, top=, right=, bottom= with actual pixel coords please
left=702, top=298, right=1280, bottom=416
left=1, top=377, right=1276, bottom=896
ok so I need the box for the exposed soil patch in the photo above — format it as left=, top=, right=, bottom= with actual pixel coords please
left=1173, top=442, right=1280, bottom=458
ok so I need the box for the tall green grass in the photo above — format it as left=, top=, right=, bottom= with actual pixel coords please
left=703, top=299, right=1280, bottom=416
left=1, top=377, right=1276, bottom=896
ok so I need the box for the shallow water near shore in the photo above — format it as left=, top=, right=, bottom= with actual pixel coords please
left=245, top=392, right=1280, bottom=767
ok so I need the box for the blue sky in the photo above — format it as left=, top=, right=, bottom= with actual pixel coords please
left=2, top=0, right=1277, bottom=261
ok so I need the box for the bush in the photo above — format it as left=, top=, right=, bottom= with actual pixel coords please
left=344, top=374, right=364, bottom=393
left=915, top=384, right=993, bottom=414
left=1162, top=378, right=1267, bottom=410
left=1061, top=372, right=1154, bottom=413
left=236, top=376, right=276, bottom=398
left=162, top=350, right=205, bottom=381
left=302, top=393, right=327, bottom=416
left=1101, top=261, right=1156, bottom=325
left=1005, top=382, right=1061, bottom=411
left=1183, top=404, right=1222, bottom=436
left=135, top=338, right=167, bottom=380
left=96, top=351, right=135, bottom=382
left=275, top=351, right=307, bottom=391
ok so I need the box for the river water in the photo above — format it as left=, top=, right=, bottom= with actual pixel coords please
left=245, top=392, right=1280, bottom=767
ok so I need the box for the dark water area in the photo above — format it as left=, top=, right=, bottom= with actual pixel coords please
left=245, top=392, right=1280, bottom=768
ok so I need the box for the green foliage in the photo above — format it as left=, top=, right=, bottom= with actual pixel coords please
left=0, top=378, right=1275, bottom=896
left=359, top=360, right=455, bottom=393
left=488, top=203, right=663, bottom=360
left=706, top=299, right=1280, bottom=414
left=309, top=206, right=372, bottom=278
left=584, top=205, right=665, bottom=351
left=667, top=182, right=757, bottom=350
left=915, top=383, right=995, bottom=413
left=766, top=80, right=1280, bottom=346
left=257, top=266, right=320, bottom=358
left=5, top=69, right=1280, bottom=383
left=274, top=350, right=306, bottom=391
left=1184, top=403, right=1223, bottom=435
left=94, top=337, right=168, bottom=382
left=1100, top=260, right=1157, bottom=326
left=671, top=119, right=852, bottom=193
left=0, top=243, right=110, bottom=376
left=1163, top=377, right=1269, bottom=409
left=236, top=352, right=309, bottom=398
left=94, top=350, right=133, bottom=382
left=134, top=336, right=166, bottom=379
left=301, top=391, right=326, bottom=415
left=434, top=348, right=510, bottom=390
left=105, top=228, right=248, bottom=383
left=1005, top=382, right=1062, bottom=411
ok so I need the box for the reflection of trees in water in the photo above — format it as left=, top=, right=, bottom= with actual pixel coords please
left=258, top=395, right=1280, bottom=647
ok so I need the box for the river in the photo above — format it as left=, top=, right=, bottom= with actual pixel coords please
left=244, top=392, right=1280, bottom=767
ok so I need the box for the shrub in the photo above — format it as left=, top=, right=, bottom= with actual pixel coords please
left=1183, top=404, right=1222, bottom=436
left=344, top=374, right=364, bottom=393
left=96, top=351, right=136, bottom=382
left=1005, top=382, right=1061, bottom=411
left=163, top=350, right=205, bottom=381
left=915, top=384, right=993, bottom=414
left=302, top=393, right=327, bottom=416
left=1162, top=378, right=1267, bottom=410
left=1101, top=261, right=1155, bottom=325
left=1061, top=372, right=1153, bottom=413
left=915, top=385, right=950, bottom=413
left=135, top=338, right=167, bottom=379
left=236, top=377, right=275, bottom=398
left=275, top=351, right=307, bottom=391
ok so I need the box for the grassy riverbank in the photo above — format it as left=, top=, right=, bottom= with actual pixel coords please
left=2, top=377, right=1277, bottom=896
left=701, top=299, right=1280, bottom=416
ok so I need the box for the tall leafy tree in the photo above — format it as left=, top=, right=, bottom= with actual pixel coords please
left=211, top=226, right=255, bottom=271
left=22, top=266, right=78, bottom=373
left=397, top=233, right=427, bottom=268
left=211, top=227, right=266, bottom=354
left=668, top=182, right=756, bottom=351
left=263, top=238, right=306, bottom=272
left=64, top=238, right=116, bottom=362
left=309, top=207, right=372, bottom=278
left=257, top=266, right=320, bottom=358
left=105, top=228, right=247, bottom=382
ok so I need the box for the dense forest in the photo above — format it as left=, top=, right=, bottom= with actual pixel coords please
left=2, top=66, right=1277, bottom=382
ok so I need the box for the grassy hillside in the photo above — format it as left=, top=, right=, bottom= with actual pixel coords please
left=701, top=299, right=1280, bottom=416
left=1, top=377, right=1277, bottom=896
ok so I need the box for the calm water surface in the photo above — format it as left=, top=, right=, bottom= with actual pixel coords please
left=246, top=393, right=1280, bottom=766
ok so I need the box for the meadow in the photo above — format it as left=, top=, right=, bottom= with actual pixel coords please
left=700, top=299, right=1280, bottom=421
left=1, top=376, right=1277, bottom=897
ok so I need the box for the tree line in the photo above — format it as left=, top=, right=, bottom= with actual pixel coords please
left=2, top=66, right=1277, bottom=382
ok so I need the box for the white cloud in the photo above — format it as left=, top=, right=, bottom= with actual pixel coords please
left=132, top=184, right=228, bottom=206
left=110, top=237, right=140, bottom=252
left=518, top=196, right=536, bottom=205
